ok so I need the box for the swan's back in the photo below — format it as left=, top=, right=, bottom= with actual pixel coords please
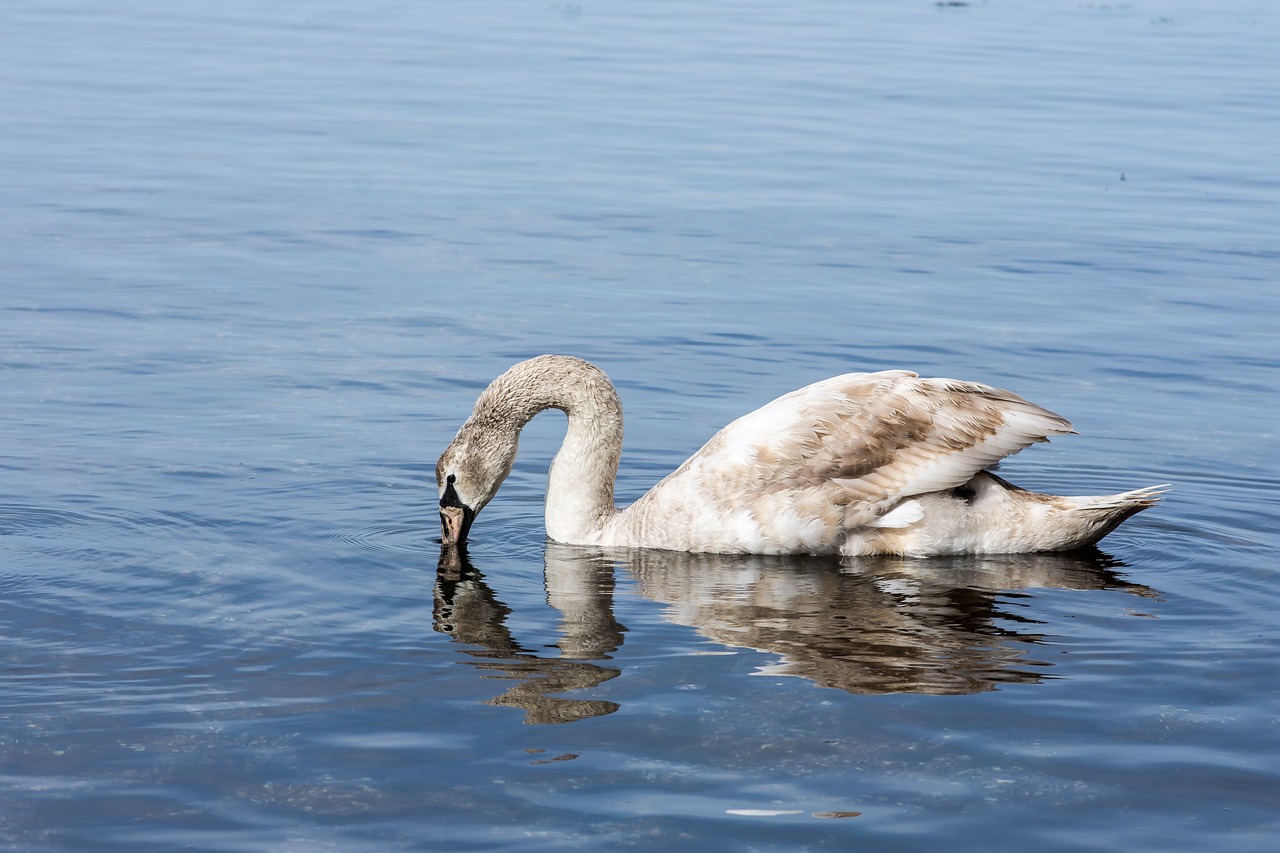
left=603, top=370, right=1088, bottom=555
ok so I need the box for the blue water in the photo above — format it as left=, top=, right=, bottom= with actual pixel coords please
left=2, top=1, right=1277, bottom=850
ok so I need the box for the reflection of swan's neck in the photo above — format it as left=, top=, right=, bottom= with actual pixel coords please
left=478, top=356, right=623, bottom=543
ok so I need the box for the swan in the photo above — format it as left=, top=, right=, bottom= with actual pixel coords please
left=436, top=355, right=1164, bottom=557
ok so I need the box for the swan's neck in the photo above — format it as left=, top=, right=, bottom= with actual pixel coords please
left=545, top=400, right=622, bottom=543
left=475, top=356, right=623, bottom=543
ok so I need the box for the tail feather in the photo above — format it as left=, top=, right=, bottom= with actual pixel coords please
left=1074, top=484, right=1169, bottom=512
left=845, top=476, right=1167, bottom=556
left=1068, top=484, right=1169, bottom=545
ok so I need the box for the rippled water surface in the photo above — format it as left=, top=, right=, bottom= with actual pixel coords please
left=3, top=1, right=1277, bottom=850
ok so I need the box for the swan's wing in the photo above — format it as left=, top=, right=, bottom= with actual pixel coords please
left=672, top=370, right=1073, bottom=528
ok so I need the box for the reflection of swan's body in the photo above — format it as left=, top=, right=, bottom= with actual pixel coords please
left=611, top=545, right=1162, bottom=691
left=570, top=545, right=1162, bottom=691
left=437, top=355, right=1163, bottom=556
left=611, top=545, right=1160, bottom=695
left=437, top=543, right=1161, bottom=710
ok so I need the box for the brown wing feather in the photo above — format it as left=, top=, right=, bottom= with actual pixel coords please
left=677, top=370, right=1073, bottom=527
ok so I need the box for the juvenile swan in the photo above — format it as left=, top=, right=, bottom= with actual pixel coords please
left=436, top=355, right=1163, bottom=557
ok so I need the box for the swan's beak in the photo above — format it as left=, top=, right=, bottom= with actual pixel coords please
left=440, top=504, right=475, bottom=547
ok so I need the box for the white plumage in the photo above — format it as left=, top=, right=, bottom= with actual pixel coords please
left=436, top=355, right=1164, bottom=557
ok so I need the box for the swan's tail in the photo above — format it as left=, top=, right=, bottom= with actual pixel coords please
left=1063, top=484, right=1169, bottom=546
left=845, top=477, right=1168, bottom=557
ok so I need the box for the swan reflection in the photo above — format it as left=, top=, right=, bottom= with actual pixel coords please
left=434, top=543, right=1159, bottom=722
left=618, top=546, right=1159, bottom=695
left=433, top=546, right=622, bottom=725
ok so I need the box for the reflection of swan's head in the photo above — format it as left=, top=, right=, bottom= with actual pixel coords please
left=431, top=544, right=623, bottom=724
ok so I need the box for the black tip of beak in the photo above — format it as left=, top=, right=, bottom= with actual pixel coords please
left=439, top=475, right=476, bottom=547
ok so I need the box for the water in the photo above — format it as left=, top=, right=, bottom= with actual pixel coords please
left=2, top=0, right=1277, bottom=849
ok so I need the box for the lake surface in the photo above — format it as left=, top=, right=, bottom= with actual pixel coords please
left=2, top=0, right=1277, bottom=850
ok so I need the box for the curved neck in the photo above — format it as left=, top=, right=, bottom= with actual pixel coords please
left=474, top=356, right=623, bottom=543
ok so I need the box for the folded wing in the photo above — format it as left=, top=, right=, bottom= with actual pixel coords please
left=675, top=370, right=1074, bottom=530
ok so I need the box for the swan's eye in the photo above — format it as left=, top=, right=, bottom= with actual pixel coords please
left=440, top=473, right=465, bottom=510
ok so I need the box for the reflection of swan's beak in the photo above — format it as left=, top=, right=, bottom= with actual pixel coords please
left=440, top=504, right=474, bottom=548
left=437, top=539, right=466, bottom=576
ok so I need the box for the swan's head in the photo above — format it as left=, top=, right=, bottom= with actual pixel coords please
left=435, top=425, right=519, bottom=548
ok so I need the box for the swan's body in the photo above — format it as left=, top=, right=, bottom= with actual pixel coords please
left=436, top=355, right=1163, bottom=557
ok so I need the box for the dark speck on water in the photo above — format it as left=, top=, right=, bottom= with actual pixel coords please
left=1, top=0, right=1276, bottom=851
